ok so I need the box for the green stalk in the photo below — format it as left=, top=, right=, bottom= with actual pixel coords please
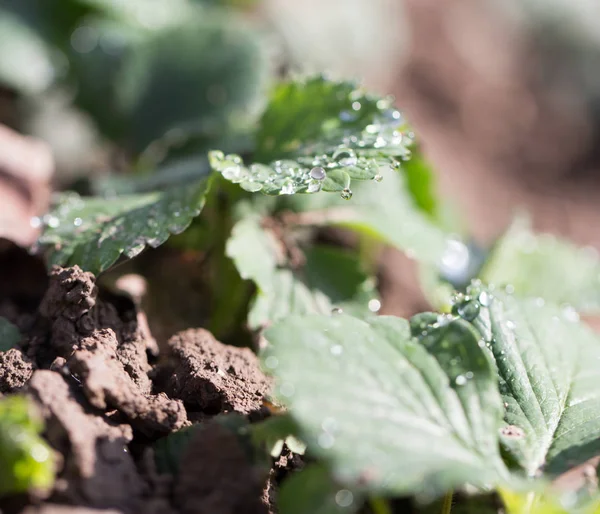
left=369, top=497, right=392, bottom=514
left=441, top=490, right=453, bottom=514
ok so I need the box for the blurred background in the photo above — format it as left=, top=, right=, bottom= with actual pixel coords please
left=2, top=0, right=600, bottom=317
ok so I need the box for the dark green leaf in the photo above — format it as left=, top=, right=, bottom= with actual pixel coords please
left=466, top=285, right=600, bottom=476
left=0, top=318, right=21, bottom=352
left=278, top=464, right=360, bottom=514
left=209, top=76, right=413, bottom=198
left=481, top=217, right=600, bottom=313
left=263, top=313, right=509, bottom=497
left=37, top=177, right=212, bottom=274
left=0, top=395, right=55, bottom=497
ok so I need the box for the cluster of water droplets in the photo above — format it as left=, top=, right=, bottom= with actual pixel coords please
left=209, top=94, right=414, bottom=199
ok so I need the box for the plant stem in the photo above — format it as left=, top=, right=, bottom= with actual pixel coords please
left=441, top=490, right=453, bottom=514
left=369, top=497, right=392, bottom=514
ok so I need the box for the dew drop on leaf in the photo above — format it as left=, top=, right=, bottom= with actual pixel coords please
left=330, top=345, right=343, bottom=356
left=264, top=356, right=279, bottom=370
left=455, top=375, right=467, bottom=386
left=309, top=166, right=326, bottom=180
left=335, top=489, right=354, bottom=508
left=340, top=188, right=353, bottom=200
left=73, top=217, right=83, bottom=227
left=368, top=299, right=381, bottom=313
left=373, top=174, right=383, bottom=182
left=478, top=291, right=492, bottom=307
left=457, top=300, right=480, bottom=322
left=331, top=307, right=343, bottom=315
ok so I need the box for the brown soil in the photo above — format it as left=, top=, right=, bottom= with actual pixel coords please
left=0, top=259, right=291, bottom=514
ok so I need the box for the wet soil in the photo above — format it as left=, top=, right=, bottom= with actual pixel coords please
left=0, top=260, right=291, bottom=514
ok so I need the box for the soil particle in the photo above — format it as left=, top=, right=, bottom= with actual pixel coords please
left=174, top=422, right=269, bottom=514
left=159, top=328, right=272, bottom=415
left=26, top=371, right=144, bottom=513
left=0, top=348, right=35, bottom=393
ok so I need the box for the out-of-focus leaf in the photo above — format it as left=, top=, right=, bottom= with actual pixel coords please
left=278, top=464, right=360, bottom=514
left=116, top=14, right=266, bottom=152
left=209, top=76, right=413, bottom=198
left=481, top=217, right=600, bottom=313
left=226, top=216, right=379, bottom=329
left=0, top=395, right=55, bottom=497
left=0, top=318, right=21, bottom=352
left=499, top=487, right=600, bottom=514
left=263, top=313, right=509, bottom=497
left=37, top=177, right=212, bottom=274
left=0, top=11, right=55, bottom=94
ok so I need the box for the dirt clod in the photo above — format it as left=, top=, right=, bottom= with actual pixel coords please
left=160, top=328, right=272, bottom=415
left=27, top=370, right=143, bottom=513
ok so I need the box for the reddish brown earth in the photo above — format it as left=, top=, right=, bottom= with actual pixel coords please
left=0, top=257, right=295, bottom=514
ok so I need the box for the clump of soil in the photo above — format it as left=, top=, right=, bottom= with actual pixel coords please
left=0, top=263, right=293, bottom=514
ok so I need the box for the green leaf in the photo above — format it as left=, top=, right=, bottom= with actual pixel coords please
left=0, top=395, right=55, bottom=497
left=481, top=217, right=600, bottom=313
left=401, top=145, right=439, bottom=219
left=465, top=285, right=600, bottom=476
left=278, top=464, right=360, bottom=514
left=263, top=313, right=509, bottom=497
left=115, top=13, right=266, bottom=152
left=37, top=177, right=212, bottom=274
left=250, top=414, right=306, bottom=457
left=0, top=318, right=21, bottom=352
left=281, top=167, right=450, bottom=266
left=226, top=216, right=379, bottom=329
left=209, top=76, right=413, bottom=198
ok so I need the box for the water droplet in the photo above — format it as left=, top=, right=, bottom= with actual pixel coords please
left=504, top=402, right=509, bottom=408
left=310, top=166, right=326, bottom=180
left=335, top=490, right=354, bottom=508
left=505, top=284, right=515, bottom=294
left=73, top=217, right=83, bottom=227
left=333, top=148, right=358, bottom=167
left=331, top=307, right=343, bottom=315
left=330, top=344, right=343, bottom=356
left=457, top=300, right=480, bottom=321
left=455, top=375, right=467, bottom=386
left=318, top=432, right=335, bottom=449
left=264, top=356, right=279, bottom=370
left=44, top=215, right=60, bottom=229
left=465, top=371, right=474, bottom=379
left=478, top=291, right=492, bottom=307
left=352, top=101, right=361, bottom=111
left=561, top=305, right=580, bottom=322
left=30, top=216, right=42, bottom=228
left=280, top=180, right=296, bottom=195
left=279, top=383, right=295, bottom=397
left=321, top=417, right=338, bottom=433
left=368, top=299, right=381, bottom=312
left=373, top=174, right=383, bottom=182
left=307, top=180, right=322, bottom=193
left=340, top=188, right=353, bottom=200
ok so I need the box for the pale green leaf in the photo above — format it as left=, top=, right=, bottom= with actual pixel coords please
left=465, top=286, right=600, bottom=476
left=37, top=177, right=212, bottom=274
left=226, top=216, right=378, bottom=329
left=481, top=217, right=600, bottom=313
left=209, top=76, right=413, bottom=198
left=263, top=313, right=509, bottom=497
left=0, top=318, right=21, bottom=352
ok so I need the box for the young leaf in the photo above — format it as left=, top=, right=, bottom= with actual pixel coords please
left=37, top=177, right=212, bottom=274
left=209, top=75, right=413, bottom=198
left=0, top=395, right=55, bottom=497
left=481, top=217, right=600, bottom=313
left=226, top=216, right=379, bottom=329
left=464, top=286, right=600, bottom=476
left=0, top=317, right=21, bottom=352
left=278, top=464, right=360, bottom=514
left=263, top=313, right=509, bottom=497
